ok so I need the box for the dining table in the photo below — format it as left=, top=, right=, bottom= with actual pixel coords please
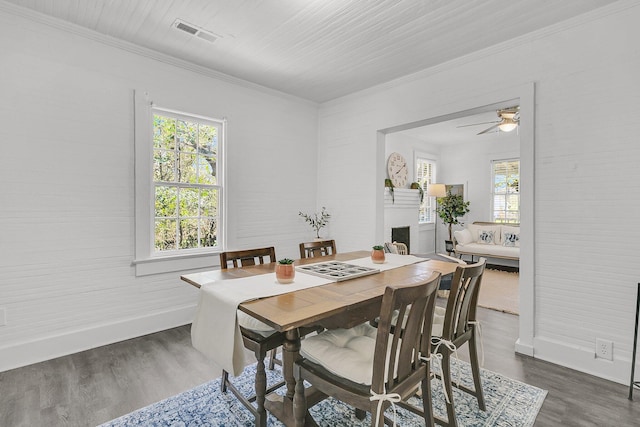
left=181, top=250, right=458, bottom=426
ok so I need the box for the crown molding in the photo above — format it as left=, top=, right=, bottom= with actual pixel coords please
left=0, top=0, right=318, bottom=107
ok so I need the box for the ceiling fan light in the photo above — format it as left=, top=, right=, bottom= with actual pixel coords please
left=498, top=118, right=518, bottom=132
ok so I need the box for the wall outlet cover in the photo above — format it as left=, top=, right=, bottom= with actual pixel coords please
left=595, top=338, right=613, bottom=361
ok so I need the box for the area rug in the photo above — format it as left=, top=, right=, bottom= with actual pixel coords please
left=477, top=268, right=519, bottom=315
left=100, top=359, right=546, bottom=427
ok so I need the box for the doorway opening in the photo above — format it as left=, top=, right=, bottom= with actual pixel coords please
left=376, top=82, right=535, bottom=357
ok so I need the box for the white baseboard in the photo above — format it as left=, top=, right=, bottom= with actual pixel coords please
left=533, top=335, right=631, bottom=386
left=0, top=304, right=197, bottom=373
left=514, top=338, right=534, bottom=356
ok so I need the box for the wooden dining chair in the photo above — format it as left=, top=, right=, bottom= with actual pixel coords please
left=436, top=253, right=466, bottom=298
left=294, top=272, right=441, bottom=427
left=299, top=239, right=337, bottom=258
left=218, top=246, right=284, bottom=427
left=430, top=258, right=487, bottom=427
left=220, top=246, right=276, bottom=269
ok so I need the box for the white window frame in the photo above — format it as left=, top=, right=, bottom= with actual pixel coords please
left=133, top=91, right=226, bottom=276
left=491, top=158, right=520, bottom=224
left=414, top=153, right=437, bottom=224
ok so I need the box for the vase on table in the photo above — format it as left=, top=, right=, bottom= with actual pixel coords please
left=371, top=246, right=386, bottom=264
left=276, top=259, right=295, bottom=284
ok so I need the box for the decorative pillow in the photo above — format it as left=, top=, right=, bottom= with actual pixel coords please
left=477, top=230, right=496, bottom=245
left=502, top=226, right=520, bottom=247
left=453, top=229, right=473, bottom=245
left=384, top=242, right=398, bottom=254
left=503, top=232, right=520, bottom=247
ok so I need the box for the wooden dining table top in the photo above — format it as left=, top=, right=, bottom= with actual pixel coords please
left=181, top=251, right=458, bottom=333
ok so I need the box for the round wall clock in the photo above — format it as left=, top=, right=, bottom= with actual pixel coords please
left=387, top=152, right=408, bottom=188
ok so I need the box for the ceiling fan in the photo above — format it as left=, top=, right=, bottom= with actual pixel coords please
left=457, top=107, right=520, bottom=135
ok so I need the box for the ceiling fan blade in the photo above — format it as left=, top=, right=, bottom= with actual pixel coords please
left=477, top=123, right=500, bottom=135
left=456, top=120, right=499, bottom=128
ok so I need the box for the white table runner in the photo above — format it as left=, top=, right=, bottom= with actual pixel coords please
left=191, top=254, right=426, bottom=376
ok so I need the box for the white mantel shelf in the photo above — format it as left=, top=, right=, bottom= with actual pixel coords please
left=384, top=188, right=421, bottom=207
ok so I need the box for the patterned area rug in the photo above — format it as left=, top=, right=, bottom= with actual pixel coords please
left=100, top=359, right=546, bottom=426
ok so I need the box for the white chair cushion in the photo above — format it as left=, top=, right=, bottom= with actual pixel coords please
left=300, top=323, right=378, bottom=385
left=237, top=310, right=276, bottom=336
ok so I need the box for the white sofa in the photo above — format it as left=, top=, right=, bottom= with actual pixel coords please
left=453, top=222, right=520, bottom=261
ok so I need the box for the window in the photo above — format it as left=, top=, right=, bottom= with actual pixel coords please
left=415, top=157, right=436, bottom=223
left=491, top=159, right=520, bottom=223
left=152, top=109, right=221, bottom=253
left=133, top=91, right=225, bottom=276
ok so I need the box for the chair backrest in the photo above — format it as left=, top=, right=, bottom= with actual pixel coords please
left=219, top=247, right=276, bottom=269
left=440, top=258, right=486, bottom=342
left=371, top=272, right=441, bottom=394
left=299, top=240, right=336, bottom=259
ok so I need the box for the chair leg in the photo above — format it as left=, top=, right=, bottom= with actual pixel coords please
left=220, top=369, right=229, bottom=393
left=421, top=375, right=435, bottom=427
left=268, top=348, right=277, bottom=370
left=468, top=331, right=486, bottom=411
left=441, top=351, right=458, bottom=427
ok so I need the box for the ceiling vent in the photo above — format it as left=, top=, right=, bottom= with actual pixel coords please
left=172, top=19, right=219, bottom=44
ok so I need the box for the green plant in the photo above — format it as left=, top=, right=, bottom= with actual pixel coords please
left=298, top=207, right=331, bottom=239
left=372, top=245, right=384, bottom=250
left=385, top=178, right=395, bottom=203
left=278, top=258, right=294, bottom=265
left=436, top=190, right=471, bottom=241
left=410, top=182, right=424, bottom=203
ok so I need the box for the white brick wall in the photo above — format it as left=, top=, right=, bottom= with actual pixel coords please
left=0, top=8, right=319, bottom=371
left=317, top=1, right=640, bottom=383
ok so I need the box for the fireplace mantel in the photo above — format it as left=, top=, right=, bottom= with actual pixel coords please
left=384, top=188, right=421, bottom=253
left=384, top=188, right=421, bottom=207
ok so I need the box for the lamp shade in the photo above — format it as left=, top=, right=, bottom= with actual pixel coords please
left=427, top=183, right=446, bottom=198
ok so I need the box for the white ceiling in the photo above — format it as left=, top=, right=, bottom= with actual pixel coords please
left=3, top=0, right=618, bottom=103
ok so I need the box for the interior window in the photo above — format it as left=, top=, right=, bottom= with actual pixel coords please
left=491, top=158, right=520, bottom=223
left=416, top=157, right=436, bottom=223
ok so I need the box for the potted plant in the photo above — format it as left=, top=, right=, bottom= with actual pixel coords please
left=371, top=245, right=386, bottom=264
left=299, top=207, right=331, bottom=239
left=275, top=258, right=295, bottom=284
left=385, top=179, right=395, bottom=203
left=410, top=182, right=424, bottom=203
left=436, top=189, right=471, bottom=250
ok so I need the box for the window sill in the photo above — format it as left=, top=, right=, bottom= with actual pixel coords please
left=133, top=251, right=219, bottom=276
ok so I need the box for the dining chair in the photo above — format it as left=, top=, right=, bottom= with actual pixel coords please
left=218, top=246, right=284, bottom=427
left=299, top=239, right=337, bottom=258
left=430, top=258, right=487, bottom=427
left=435, top=253, right=466, bottom=298
left=293, top=272, right=442, bottom=426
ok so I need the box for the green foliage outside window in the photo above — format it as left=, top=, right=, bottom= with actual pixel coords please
left=153, top=113, right=219, bottom=252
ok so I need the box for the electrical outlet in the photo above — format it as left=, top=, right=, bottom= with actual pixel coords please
left=0, top=308, right=6, bottom=326
left=595, top=338, right=613, bottom=361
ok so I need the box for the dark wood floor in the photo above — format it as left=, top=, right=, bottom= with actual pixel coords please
left=2, top=307, right=639, bottom=426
